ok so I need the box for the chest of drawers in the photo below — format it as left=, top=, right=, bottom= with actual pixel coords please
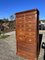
left=16, top=9, right=39, bottom=60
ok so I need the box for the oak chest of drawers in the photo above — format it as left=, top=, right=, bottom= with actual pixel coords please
left=16, top=9, right=39, bottom=60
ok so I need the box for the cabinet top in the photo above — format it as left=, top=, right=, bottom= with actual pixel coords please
left=15, top=9, right=39, bottom=15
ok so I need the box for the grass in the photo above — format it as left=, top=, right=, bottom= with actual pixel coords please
left=0, top=31, right=10, bottom=39
left=0, top=35, right=10, bottom=39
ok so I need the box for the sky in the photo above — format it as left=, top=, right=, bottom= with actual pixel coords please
left=0, top=0, right=45, bottom=20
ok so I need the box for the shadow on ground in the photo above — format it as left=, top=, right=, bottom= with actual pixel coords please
left=39, top=34, right=43, bottom=50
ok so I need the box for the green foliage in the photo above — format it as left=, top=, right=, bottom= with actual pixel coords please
left=41, top=20, right=45, bottom=22
left=0, top=32, right=1, bottom=35
left=0, top=35, right=10, bottom=39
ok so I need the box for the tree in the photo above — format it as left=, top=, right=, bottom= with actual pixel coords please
left=3, top=18, right=9, bottom=22
left=10, top=14, right=15, bottom=21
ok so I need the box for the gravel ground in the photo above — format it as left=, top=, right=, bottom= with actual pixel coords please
left=0, top=31, right=27, bottom=60
left=0, top=31, right=45, bottom=60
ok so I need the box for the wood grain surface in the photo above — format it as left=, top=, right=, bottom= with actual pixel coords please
left=16, top=9, right=39, bottom=60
